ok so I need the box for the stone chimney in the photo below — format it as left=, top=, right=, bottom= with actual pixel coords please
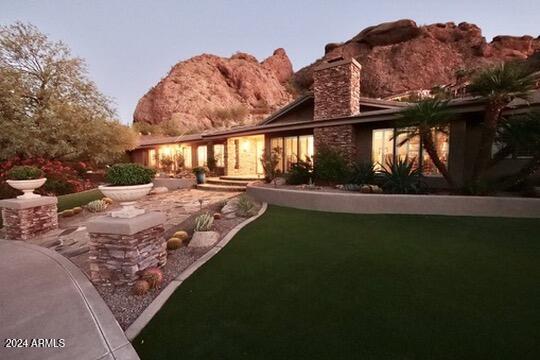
left=313, top=57, right=361, bottom=120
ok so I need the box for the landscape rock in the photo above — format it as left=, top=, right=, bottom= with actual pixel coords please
left=221, top=198, right=239, bottom=219
left=189, top=231, right=220, bottom=247
left=150, top=186, right=169, bottom=195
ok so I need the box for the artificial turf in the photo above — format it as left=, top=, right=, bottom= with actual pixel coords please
left=57, top=188, right=103, bottom=212
left=134, top=205, right=540, bottom=360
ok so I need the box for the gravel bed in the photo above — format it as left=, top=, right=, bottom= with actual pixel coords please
left=72, top=205, right=249, bottom=330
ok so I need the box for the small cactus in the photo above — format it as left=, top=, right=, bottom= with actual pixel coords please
left=194, top=213, right=214, bottom=232
left=167, top=237, right=183, bottom=250
left=142, top=267, right=163, bottom=289
left=86, top=199, right=108, bottom=213
left=102, top=197, right=114, bottom=205
left=132, top=280, right=150, bottom=295
left=173, top=230, right=189, bottom=241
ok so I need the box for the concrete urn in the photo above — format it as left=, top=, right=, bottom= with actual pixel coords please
left=6, top=178, right=47, bottom=199
left=98, top=183, right=153, bottom=218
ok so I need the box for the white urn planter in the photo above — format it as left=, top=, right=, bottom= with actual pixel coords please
left=7, top=178, right=47, bottom=199
left=98, top=183, right=153, bottom=218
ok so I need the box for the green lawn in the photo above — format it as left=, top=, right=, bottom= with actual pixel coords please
left=134, top=206, right=540, bottom=360
left=57, top=188, right=103, bottom=212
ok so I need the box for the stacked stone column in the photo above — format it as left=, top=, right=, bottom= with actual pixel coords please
left=87, top=212, right=167, bottom=286
left=0, top=197, right=58, bottom=240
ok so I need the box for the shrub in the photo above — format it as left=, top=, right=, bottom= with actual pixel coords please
left=7, top=166, right=44, bottom=180
left=349, top=161, right=376, bottom=185
left=380, top=157, right=425, bottom=194
left=142, top=267, right=164, bottom=289
left=194, top=213, right=214, bottom=231
left=235, top=195, right=257, bottom=218
left=313, top=147, right=349, bottom=184
left=192, top=166, right=207, bottom=175
left=285, top=158, right=313, bottom=185
left=105, top=163, right=156, bottom=186
left=160, top=156, right=174, bottom=171
left=261, top=147, right=282, bottom=185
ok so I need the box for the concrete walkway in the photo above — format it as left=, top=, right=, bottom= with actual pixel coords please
left=0, top=240, right=139, bottom=360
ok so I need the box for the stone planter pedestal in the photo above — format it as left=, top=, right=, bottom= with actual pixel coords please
left=86, top=212, right=167, bottom=286
left=0, top=197, right=58, bottom=240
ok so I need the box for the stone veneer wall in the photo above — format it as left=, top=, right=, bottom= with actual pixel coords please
left=314, top=125, right=357, bottom=163
left=1, top=203, right=57, bottom=240
left=89, top=224, right=167, bottom=286
left=313, top=59, right=361, bottom=120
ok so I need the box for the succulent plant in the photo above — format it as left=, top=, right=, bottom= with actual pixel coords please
left=132, top=280, right=150, bottom=295
left=102, top=197, right=114, bottom=205
left=86, top=199, right=108, bottom=213
left=343, top=184, right=361, bottom=192
left=142, top=267, right=163, bottom=289
left=173, top=230, right=189, bottom=241
left=167, top=237, right=183, bottom=250
left=194, top=213, right=214, bottom=232
left=235, top=195, right=257, bottom=218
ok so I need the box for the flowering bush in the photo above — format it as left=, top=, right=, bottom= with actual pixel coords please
left=0, top=157, right=94, bottom=199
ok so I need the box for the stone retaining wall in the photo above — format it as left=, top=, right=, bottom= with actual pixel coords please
left=247, top=185, right=540, bottom=218
left=0, top=197, right=58, bottom=240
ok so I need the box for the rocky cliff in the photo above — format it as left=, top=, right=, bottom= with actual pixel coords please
left=294, top=19, right=540, bottom=98
left=133, top=49, right=293, bottom=133
left=134, top=20, right=540, bottom=132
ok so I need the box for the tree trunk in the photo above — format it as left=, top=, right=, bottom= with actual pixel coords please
left=471, top=100, right=506, bottom=182
left=421, top=132, right=455, bottom=188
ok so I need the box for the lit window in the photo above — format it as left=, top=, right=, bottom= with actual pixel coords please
left=197, top=145, right=207, bottom=167
left=422, top=129, right=449, bottom=175
left=298, top=135, right=314, bottom=162
left=270, top=137, right=284, bottom=172
left=372, top=129, right=394, bottom=170
left=213, top=144, right=225, bottom=167
left=180, top=145, right=192, bottom=168
left=396, top=128, right=420, bottom=169
left=148, top=149, right=157, bottom=168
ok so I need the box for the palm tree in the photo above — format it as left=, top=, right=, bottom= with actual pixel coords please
left=397, top=99, right=455, bottom=188
left=468, top=62, right=536, bottom=181
left=492, top=112, right=540, bottom=189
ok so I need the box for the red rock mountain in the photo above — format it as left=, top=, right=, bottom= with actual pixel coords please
left=133, top=20, right=540, bottom=131
left=133, top=49, right=293, bottom=132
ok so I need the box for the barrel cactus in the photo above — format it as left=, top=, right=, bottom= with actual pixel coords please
left=194, top=213, right=214, bottom=232
left=102, top=197, right=114, bottom=205
left=132, top=280, right=150, bottom=295
left=142, top=267, right=164, bottom=289
left=167, top=237, right=183, bottom=250
left=173, top=230, right=189, bottom=241
left=86, top=199, right=108, bottom=213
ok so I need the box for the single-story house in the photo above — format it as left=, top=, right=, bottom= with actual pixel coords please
left=129, top=58, right=540, bottom=187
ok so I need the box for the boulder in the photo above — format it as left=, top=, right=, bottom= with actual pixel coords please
left=189, top=231, right=220, bottom=247
left=352, top=19, right=421, bottom=46
left=221, top=198, right=239, bottom=219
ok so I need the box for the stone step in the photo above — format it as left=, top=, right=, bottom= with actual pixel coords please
left=196, top=183, right=246, bottom=192
left=220, top=175, right=264, bottom=181
left=206, top=177, right=251, bottom=186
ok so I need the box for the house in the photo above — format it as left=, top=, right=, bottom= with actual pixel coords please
left=129, top=58, right=540, bottom=187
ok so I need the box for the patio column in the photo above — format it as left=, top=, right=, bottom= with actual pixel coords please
left=0, top=197, right=58, bottom=241
left=86, top=212, right=167, bottom=286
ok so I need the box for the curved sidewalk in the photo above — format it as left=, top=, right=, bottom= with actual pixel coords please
left=0, top=240, right=139, bottom=360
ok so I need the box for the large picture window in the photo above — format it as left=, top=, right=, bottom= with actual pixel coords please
left=197, top=145, right=207, bottom=167
left=372, top=128, right=449, bottom=176
left=213, top=144, right=225, bottom=167
left=270, top=135, right=314, bottom=172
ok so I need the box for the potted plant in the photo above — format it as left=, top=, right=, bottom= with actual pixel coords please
left=98, top=163, right=156, bottom=218
left=189, top=213, right=219, bottom=247
left=192, top=166, right=207, bottom=184
left=6, top=166, right=46, bottom=199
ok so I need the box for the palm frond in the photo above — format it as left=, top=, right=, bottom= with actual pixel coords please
left=468, top=62, right=536, bottom=100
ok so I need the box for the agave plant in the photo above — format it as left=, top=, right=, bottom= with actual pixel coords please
left=194, top=213, right=214, bottom=232
left=380, top=157, right=425, bottom=194
left=348, top=161, right=376, bottom=185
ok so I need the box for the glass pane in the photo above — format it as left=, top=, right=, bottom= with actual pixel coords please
left=197, top=145, right=207, bottom=167
left=270, top=137, right=284, bottom=172
left=213, top=144, right=224, bottom=167
left=422, top=129, right=449, bottom=175
left=148, top=149, right=156, bottom=168
left=298, top=135, right=314, bottom=162
left=396, top=128, right=420, bottom=169
left=372, top=129, right=394, bottom=170
left=284, top=136, right=298, bottom=171
left=182, top=145, right=192, bottom=168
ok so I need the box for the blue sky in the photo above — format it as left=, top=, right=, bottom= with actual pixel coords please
left=1, top=0, right=539, bottom=124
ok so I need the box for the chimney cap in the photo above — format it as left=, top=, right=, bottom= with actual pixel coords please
left=314, top=57, right=362, bottom=72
